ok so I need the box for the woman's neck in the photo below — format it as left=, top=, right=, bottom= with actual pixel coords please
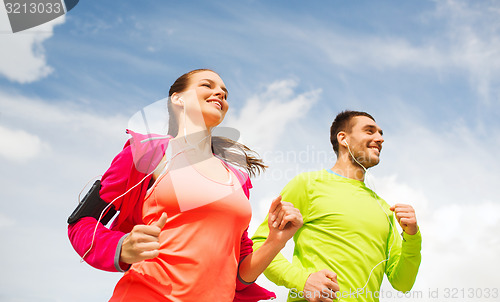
left=173, top=124, right=213, bottom=156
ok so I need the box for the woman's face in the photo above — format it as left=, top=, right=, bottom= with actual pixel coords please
left=183, top=70, right=229, bottom=128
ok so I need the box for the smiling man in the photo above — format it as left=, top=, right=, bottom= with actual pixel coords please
left=252, top=110, right=422, bottom=302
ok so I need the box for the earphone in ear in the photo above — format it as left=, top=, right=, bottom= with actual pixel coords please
left=344, top=139, right=349, bottom=147
left=172, top=94, right=184, bottom=105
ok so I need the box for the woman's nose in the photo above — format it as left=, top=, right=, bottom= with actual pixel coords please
left=213, top=86, right=226, bottom=99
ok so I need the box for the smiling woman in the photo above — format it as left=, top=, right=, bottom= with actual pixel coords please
left=166, top=69, right=265, bottom=177
left=67, top=69, right=303, bottom=302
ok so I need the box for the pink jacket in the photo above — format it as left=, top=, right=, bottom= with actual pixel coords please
left=68, top=130, right=275, bottom=301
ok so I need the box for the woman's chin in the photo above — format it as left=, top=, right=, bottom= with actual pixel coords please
left=203, top=114, right=225, bottom=128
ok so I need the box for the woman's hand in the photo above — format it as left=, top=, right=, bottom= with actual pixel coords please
left=120, top=212, right=168, bottom=264
left=267, top=195, right=303, bottom=246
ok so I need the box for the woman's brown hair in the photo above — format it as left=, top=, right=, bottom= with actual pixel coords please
left=167, top=69, right=267, bottom=177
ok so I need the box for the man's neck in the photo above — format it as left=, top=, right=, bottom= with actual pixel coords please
left=330, top=154, right=366, bottom=182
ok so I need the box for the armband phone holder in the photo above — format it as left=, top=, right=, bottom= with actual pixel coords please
left=67, top=180, right=117, bottom=225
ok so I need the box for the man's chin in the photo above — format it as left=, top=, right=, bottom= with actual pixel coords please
left=364, top=157, right=380, bottom=169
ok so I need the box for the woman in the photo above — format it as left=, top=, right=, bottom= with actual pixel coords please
left=68, top=69, right=302, bottom=301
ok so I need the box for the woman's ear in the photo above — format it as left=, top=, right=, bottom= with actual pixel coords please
left=170, top=93, right=184, bottom=107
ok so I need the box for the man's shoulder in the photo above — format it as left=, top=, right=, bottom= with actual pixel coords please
left=299, top=169, right=330, bottom=179
left=287, top=169, right=329, bottom=185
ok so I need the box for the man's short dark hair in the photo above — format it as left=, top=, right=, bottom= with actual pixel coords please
left=330, top=110, right=376, bottom=155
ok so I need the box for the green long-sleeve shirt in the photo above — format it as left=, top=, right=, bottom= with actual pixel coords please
left=252, top=170, right=421, bottom=302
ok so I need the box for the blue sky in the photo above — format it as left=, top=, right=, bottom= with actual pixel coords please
left=1, top=1, right=499, bottom=301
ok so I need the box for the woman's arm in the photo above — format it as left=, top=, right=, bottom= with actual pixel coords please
left=238, top=196, right=303, bottom=283
left=68, top=132, right=171, bottom=271
left=68, top=217, right=129, bottom=272
left=67, top=140, right=143, bottom=271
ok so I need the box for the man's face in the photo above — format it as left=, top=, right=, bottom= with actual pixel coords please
left=344, top=116, right=384, bottom=169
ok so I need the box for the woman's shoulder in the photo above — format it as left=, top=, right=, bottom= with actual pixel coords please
left=100, top=130, right=172, bottom=200
left=124, top=129, right=173, bottom=175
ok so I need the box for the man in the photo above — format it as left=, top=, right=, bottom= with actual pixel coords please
left=252, top=110, right=421, bottom=302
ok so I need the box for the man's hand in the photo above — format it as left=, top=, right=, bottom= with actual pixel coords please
left=268, top=195, right=303, bottom=245
left=120, top=212, right=168, bottom=264
left=390, top=204, right=418, bottom=235
left=303, top=269, right=340, bottom=302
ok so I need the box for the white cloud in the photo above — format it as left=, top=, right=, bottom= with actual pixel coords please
left=225, top=79, right=321, bottom=151
left=0, top=91, right=131, bottom=300
left=377, top=114, right=500, bottom=209
left=0, top=91, right=128, bottom=142
left=371, top=174, right=430, bottom=217
left=0, top=212, right=15, bottom=227
left=429, top=0, right=500, bottom=102
left=0, top=125, right=49, bottom=161
left=262, top=0, right=500, bottom=102
left=313, top=33, right=444, bottom=71
left=0, top=4, right=65, bottom=83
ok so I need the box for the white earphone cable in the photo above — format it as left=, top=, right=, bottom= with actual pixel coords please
left=336, top=142, right=398, bottom=300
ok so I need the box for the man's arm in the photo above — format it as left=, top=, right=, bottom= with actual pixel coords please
left=252, top=213, right=311, bottom=291
left=240, top=196, right=303, bottom=283
left=252, top=200, right=340, bottom=301
left=385, top=204, right=422, bottom=292
left=251, top=175, right=311, bottom=291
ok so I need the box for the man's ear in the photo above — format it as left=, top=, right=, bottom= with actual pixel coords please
left=337, top=131, right=348, bottom=148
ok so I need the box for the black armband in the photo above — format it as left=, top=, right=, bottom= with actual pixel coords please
left=67, top=180, right=117, bottom=225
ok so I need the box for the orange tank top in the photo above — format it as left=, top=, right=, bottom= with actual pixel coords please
left=109, top=153, right=252, bottom=302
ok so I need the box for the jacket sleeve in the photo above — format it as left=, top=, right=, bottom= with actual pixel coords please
left=67, top=144, right=135, bottom=272
left=234, top=229, right=276, bottom=301
left=236, top=229, right=255, bottom=290
left=385, top=218, right=422, bottom=292
left=251, top=174, right=311, bottom=292
left=68, top=217, right=129, bottom=272
left=233, top=173, right=276, bottom=301
left=235, top=174, right=255, bottom=290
